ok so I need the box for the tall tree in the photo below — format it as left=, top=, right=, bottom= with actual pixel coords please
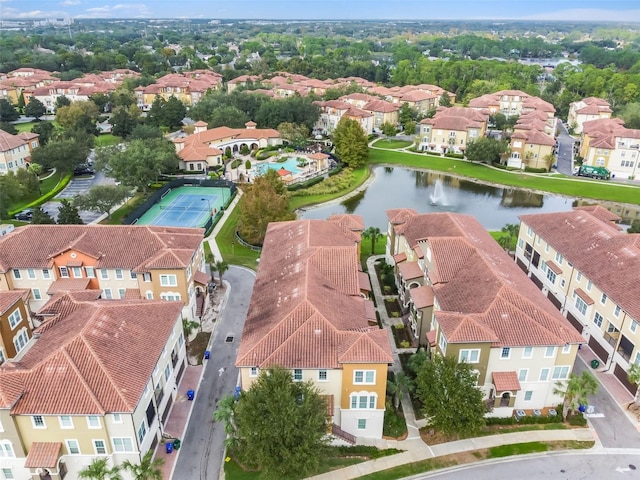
left=162, top=96, right=187, bottom=129
left=205, top=252, right=216, bottom=283
left=332, top=117, right=369, bottom=168
left=57, top=199, right=84, bottom=224
left=31, top=138, right=90, bottom=173
left=109, top=105, right=139, bottom=138
left=439, top=93, right=452, bottom=107
left=24, top=98, right=46, bottom=120
left=30, top=206, right=55, bottom=224
left=381, top=122, right=398, bottom=138
left=73, top=185, right=131, bottom=219
left=0, top=98, right=19, bottom=122
left=627, top=364, right=640, bottom=407
left=55, top=95, right=71, bottom=111
left=214, top=260, right=229, bottom=286
left=146, top=96, right=167, bottom=127
left=465, top=137, right=508, bottom=164
left=277, top=122, right=309, bottom=149
left=122, top=451, right=164, bottom=480
left=387, top=371, right=414, bottom=411
left=415, top=354, right=486, bottom=436
left=213, top=394, right=238, bottom=439
left=56, top=100, right=99, bottom=135
left=129, top=124, right=163, bottom=140
left=0, top=173, right=23, bottom=220
left=553, top=371, right=598, bottom=421
left=363, top=226, right=381, bottom=254
left=231, top=366, right=329, bottom=479
left=31, top=121, right=54, bottom=146
left=0, top=122, right=18, bottom=135
left=78, top=458, right=122, bottom=480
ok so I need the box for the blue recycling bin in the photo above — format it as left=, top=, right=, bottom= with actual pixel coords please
left=187, top=389, right=195, bottom=401
left=165, top=441, right=173, bottom=454
left=204, top=350, right=210, bottom=360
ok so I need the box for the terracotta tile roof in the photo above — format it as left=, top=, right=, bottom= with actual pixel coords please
left=393, top=252, right=407, bottom=264
left=24, top=442, right=62, bottom=468
left=546, top=260, right=562, bottom=275
left=194, top=270, right=210, bottom=285
left=386, top=208, right=418, bottom=225
left=409, top=285, right=434, bottom=309
left=0, top=129, right=27, bottom=151
left=236, top=220, right=392, bottom=370
left=0, top=289, right=29, bottom=315
left=0, top=225, right=202, bottom=272
left=124, top=288, right=141, bottom=299
left=426, top=330, right=437, bottom=346
left=574, top=288, right=594, bottom=305
left=0, top=297, right=183, bottom=414
left=358, top=271, right=372, bottom=292
left=492, top=371, right=521, bottom=391
left=398, top=261, right=423, bottom=281
left=46, top=277, right=91, bottom=294
left=574, top=205, right=621, bottom=224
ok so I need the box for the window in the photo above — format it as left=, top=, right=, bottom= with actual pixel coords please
left=350, top=393, right=377, bottom=409
left=0, top=441, right=15, bottom=458
left=354, top=370, right=375, bottom=384
left=145, top=291, right=154, bottom=300
left=614, top=305, right=621, bottom=318
left=118, top=288, right=125, bottom=299
left=12, top=269, right=21, bottom=280
left=164, top=364, right=171, bottom=381
left=42, top=269, right=51, bottom=279
left=130, top=272, right=138, bottom=280
left=518, top=238, right=523, bottom=249
left=607, top=322, right=617, bottom=333
left=318, top=370, right=328, bottom=381
left=66, top=439, right=80, bottom=455
left=143, top=272, right=152, bottom=282
left=522, top=346, right=533, bottom=359
left=593, top=312, right=603, bottom=328
left=562, top=344, right=572, bottom=354
left=575, top=296, right=588, bottom=316
left=546, top=268, right=556, bottom=284
left=459, top=349, right=480, bottom=363
left=540, top=260, right=547, bottom=272
left=137, top=422, right=147, bottom=443
left=115, top=269, right=124, bottom=280
left=87, top=416, right=100, bottom=429
left=8, top=309, right=22, bottom=330
left=552, top=366, right=570, bottom=380
left=93, top=440, right=107, bottom=455
left=545, top=243, right=549, bottom=253
left=32, top=415, right=46, bottom=428
left=555, top=252, right=563, bottom=264
left=13, top=329, right=29, bottom=353
left=27, top=268, right=36, bottom=279
left=293, top=369, right=303, bottom=381
left=539, top=368, right=550, bottom=381
left=635, top=352, right=640, bottom=367
left=103, top=289, right=112, bottom=299
left=586, top=280, right=592, bottom=291
left=524, top=391, right=533, bottom=401
left=32, top=288, right=41, bottom=300
left=100, top=269, right=109, bottom=280
left=357, top=419, right=367, bottom=430
left=59, top=266, right=69, bottom=278
left=439, top=332, right=447, bottom=354
left=601, top=293, right=607, bottom=305
left=631, top=321, right=639, bottom=334
left=72, top=267, right=82, bottom=278
left=576, top=271, right=582, bottom=282
left=518, top=369, right=528, bottom=382
left=501, top=347, right=511, bottom=359
left=1, top=468, right=14, bottom=479
left=59, top=416, right=73, bottom=429
left=112, top=438, right=134, bottom=452
left=85, top=266, right=95, bottom=278
left=160, top=293, right=182, bottom=301
left=250, top=367, right=258, bottom=377
left=160, top=274, right=178, bottom=287
left=527, top=226, right=533, bottom=237
left=544, top=346, right=556, bottom=358
left=113, top=413, right=122, bottom=424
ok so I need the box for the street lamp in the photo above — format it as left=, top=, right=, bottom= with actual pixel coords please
left=201, top=198, right=213, bottom=217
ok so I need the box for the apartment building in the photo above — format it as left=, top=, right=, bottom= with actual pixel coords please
left=386, top=210, right=583, bottom=416
left=0, top=290, right=32, bottom=364
left=0, top=129, right=40, bottom=175
left=417, top=107, right=489, bottom=154
left=236, top=218, right=393, bottom=439
left=516, top=207, right=640, bottom=394
left=0, top=225, right=207, bottom=320
left=134, top=70, right=223, bottom=110
left=0, top=295, right=186, bottom=480
left=313, top=100, right=374, bottom=135
left=579, top=118, right=640, bottom=179
left=568, top=97, right=613, bottom=134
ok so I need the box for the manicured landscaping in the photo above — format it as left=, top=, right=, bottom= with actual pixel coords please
left=383, top=402, right=408, bottom=438
left=7, top=171, right=71, bottom=216
left=372, top=139, right=414, bottom=150
left=369, top=148, right=640, bottom=205
left=289, top=165, right=369, bottom=210
left=94, top=133, right=122, bottom=147
left=215, top=199, right=261, bottom=270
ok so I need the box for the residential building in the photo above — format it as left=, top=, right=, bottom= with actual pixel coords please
left=386, top=210, right=583, bottom=416
left=580, top=118, right=640, bottom=179
left=469, top=89, right=530, bottom=117
left=0, top=290, right=32, bottom=364
left=313, top=100, right=374, bottom=136
left=508, top=127, right=556, bottom=170
left=417, top=107, right=489, bottom=154
left=0, top=129, right=39, bottom=175
left=516, top=207, right=640, bottom=395
left=0, top=295, right=186, bottom=480
left=236, top=218, right=393, bottom=439
left=134, top=70, right=223, bottom=110
left=0, top=225, right=208, bottom=320
left=568, top=97, right=613, bottom=134
left=27, top=81, right=118, bottom=114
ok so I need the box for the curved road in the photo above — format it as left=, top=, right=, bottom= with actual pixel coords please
left=172, top=266, right=255, bottom=480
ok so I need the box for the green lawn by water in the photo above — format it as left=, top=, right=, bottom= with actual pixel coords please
left=372, top=138, right=414, bottom=149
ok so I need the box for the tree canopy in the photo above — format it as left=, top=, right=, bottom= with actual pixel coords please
left=56, top=100, right=99, bottom=135
left=24, top=98, right=47, bottom=119
left=31, top=138, right=91, bottom=173
left=73, top=185, right=131, bottom=219
left=332, top=117, right=369, bottom=168
left=0, top=99, right=19, bottom=122
left=277, top=122, right=309, bottom=148
left=57, top=199, right=84, bottom=224
left=465, top=137, right=508, bottom=164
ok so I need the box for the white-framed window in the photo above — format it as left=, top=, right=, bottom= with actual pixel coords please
left=112, top=437, right=134, bottom=452
left=635, top=352, right=640, bottom=367
left=1, top=467, right=14, bottom=479
left=112, top=413, right=122, bottom=424
left=72, top=267, right=82, bottom=278
left=137, top=422, right=147, bottom=443
left=527, top=226, right=533, bottom=237
left=318, top=369, right=328, bottom=381
left=160, top=274, right=178, bottom=287
left=459, top=349, right=480, bottom=363
left=546, top=269, right=556, bottom=284
left=593, top=312, right=603, bottom=328
left=524, top=390, right=533, bottom=401
left=103, top=289, right=112, bottom=299
left=575, top=296, right=588, bottom=316
left=576, top=271, right=582, bottom=282
left=631, top=321, right=639, bottom=334
left=350, top=393, right=377, bottom=409
left=354, top=370, right=375, bottom=384
left=562, top=344, right=571, bottom=354
left=32, top=288, right=42, bottom=300
left=100, top=269, right=109, bottom=280
left=614, top=305, right=621, bottom=318
left=555, top=252, right=563, bottom=264
left=59, top=266, right=69, bottom=278
left=357, top=419, right=367, bottom=430
left=439, top=332, right=447, bottom=354
left=518, top=369, right=528, bottom=382
left=552, top=366, right=570, bottom=380
left=66, top=439, right=80, bottom=455
left=32, top=415, right=46, bottom=429
left=293, top=369, right=303, bottom=381
left=0, top=441, right=15, bottom=458
left=143, top=272, right=152, bottom=282
left=115, top=269, right=124, bottom=280
left=13, top=329, right=29, bottom=353
left=522, top=346, right=533, bottom=359
left=164, top=364, right=171, bottom=381
left=518, top=238, right=523, bottom=249
left=42, top=269, right=51, bottom=279
left=607, top=322, right=617, bottom=333
left=178, top=332, right=184, bottom=347
left=544, top=346, right=556, bottom=358
left=27, top=268, right=36, bottom=279
left=0, top=348, right=5, bottom=364
left=87, top=416, right=101, bottom=429
left=250, top=367, right=258, bottom=377
left=59, top=416, right=73, bottom=429
left=118, top=288, right=126, bottom=299
left=539, top=368, right=550, bottom=381
left=12, top=269, right=21, bottom=280
left=501, top=347, right=511, bottom=359
left=586, top=280, right=592, bottom=291
left=600, top=293, right=607, bottom=305
left=93, top=439, right=107, bottom=455
left=130, top=271, right=138, bottom=280
left=8, top=309, right=22, bottom=330
left=85, top=266, right=95, bottom=278
left=160, top=293, right=182, bottom=301
left=145, top=291, right=154, bottom=300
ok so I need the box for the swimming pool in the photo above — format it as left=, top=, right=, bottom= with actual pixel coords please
left=257, top=157, right=303, bottom=175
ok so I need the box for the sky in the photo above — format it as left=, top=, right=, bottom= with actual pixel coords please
left=1, top=0, right=639, bottom=22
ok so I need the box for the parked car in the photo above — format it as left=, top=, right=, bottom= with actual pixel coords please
left=73, top=165, right=95, bottom=176
left=14, top=209, right=33, bottom=221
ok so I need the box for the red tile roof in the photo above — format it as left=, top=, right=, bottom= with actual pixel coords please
left=24, top=442, right=62, bottom=468
left=0, top=290, right=29, bottom=315
left=398, top=261, right=423, bottom=281
left=358, top=271, right=372, bottom=292
left=492, top=371, right=521, bottom=391
left=410, top=285, right=434, bottom=309
left=46, top=278, right=91, bottom=294
left=574, top=288, right=594, bottom=305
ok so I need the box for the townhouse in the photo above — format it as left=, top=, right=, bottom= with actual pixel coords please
left=313, top=100, right=374, bottom=136
left=0, top=225, right=208, bottom=320
left=580, top=118, right=640, bottom=180
left=386, top=210, right=583, bottom=416
left=0, top=295, right=187, bottom=480
left=0, top=129, right=40, bottom=175
left=417, top=106, right=489, bottom=154
left=469, top=89, right=530, bottom=117
left=568, top=97, right=613, bottom=134
left=516, top=207, right=640, bottom=394
left=27, top=81, right=117, bottom=114
left=134, top=70, right=223, bottom=110
left=236, top=217, right=393, bottom=440
left=0, top=290, right=32, bottom=364
left=0, top=68, right=58, bottom=105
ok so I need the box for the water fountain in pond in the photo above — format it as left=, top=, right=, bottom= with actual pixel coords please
left=429, top=178, right=447, bottom=206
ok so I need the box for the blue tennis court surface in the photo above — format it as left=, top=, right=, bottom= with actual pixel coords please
left=137, top=186, right=228, bottom=228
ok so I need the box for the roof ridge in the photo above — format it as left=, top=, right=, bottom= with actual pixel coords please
left=60, top=345, right=107, bottom=414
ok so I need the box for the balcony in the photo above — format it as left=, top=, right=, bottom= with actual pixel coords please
left=154, top=387, right=164, bottom=406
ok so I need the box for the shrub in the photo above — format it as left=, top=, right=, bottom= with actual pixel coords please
left=445, top=152, right=465, bottom=159
left=245, top=159, right=251, bottom=170
left=328, top=165, right=343, bottom=176
left=290, top=168, right=358, bottom=197
left=287, top=176, right=324, bottom=191
left=492, top=162, right=508, bottom=170
left=524, top=166, right=548, bottom=173
left=400, top=340, right=411, bottom=348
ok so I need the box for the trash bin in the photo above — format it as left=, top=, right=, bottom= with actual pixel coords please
left=187, top=389, right=195, bottom=401
left=591, top=359, right=600, bottom=369
left=204, top=351, right=210, bottom=360
left=172, top=439, right=181, bottom=450
left=165, top=441, right=173, bottom=454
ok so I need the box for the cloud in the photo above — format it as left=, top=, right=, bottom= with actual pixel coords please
left=76, top=3, right=151, bottom=18
left=61, top=0, right=82, bottom=5
left=0, top=7, right=70, bottom=18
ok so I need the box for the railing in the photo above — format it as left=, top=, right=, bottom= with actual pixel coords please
left=331, top=424, right=356, bottom=445
left=604, top=332, right=619, bottom=348
left=617, top=347, right=632, bottom=362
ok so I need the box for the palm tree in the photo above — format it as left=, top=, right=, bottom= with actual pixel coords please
left=78, top=458, right=122, bottom=480
left=363, top=227, right=381, bottom=255
left=205, top=251, right=216, bottom=283
left=553, top=371, right=599, bottom=421
left=386, top=372, right=414, bottom=411
left=214, top=260, right=229, bottom=286
left=627, top=364, right=640, bottom=407
left=213, top=394, right=237, bottom=435
left=123, top=451, right=164, bottom=480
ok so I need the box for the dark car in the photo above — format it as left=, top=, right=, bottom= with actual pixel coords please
left=14, top=209, right=33, bottom=221
left=73, top=165, right=95, bottom=176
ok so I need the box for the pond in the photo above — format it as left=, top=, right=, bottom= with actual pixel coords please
left=300, top=166, right=580, bottom=230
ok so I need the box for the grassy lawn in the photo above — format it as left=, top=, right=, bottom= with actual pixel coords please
left=215, top=200, right=260, bottom=269
left=6, top=171, right=69, bottom=215
left=100, top=193, right=148, bottom=225
left=94, top=134, right=122, bottom=147
left=372, top=139, right=414, bottom=149
left=489, top=231, right=517, bottom=251
left=369, top=149, right=640, bottom=205
left=289, top=166, right=370, bottom=210
left=360, top=234, right=387, bottom=266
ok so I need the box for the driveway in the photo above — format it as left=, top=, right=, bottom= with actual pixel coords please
left=172, top=266, right=255, bottom=480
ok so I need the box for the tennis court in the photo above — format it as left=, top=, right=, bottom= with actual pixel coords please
left=137, top=186, right=229, bottom=228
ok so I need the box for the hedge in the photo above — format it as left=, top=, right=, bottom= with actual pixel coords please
left=8, top=172, right=72, bottom=216
left=525, top=166, right=549, bottom=173
left=445, top=152, right=465, bottom=159
left=287, top=176, right=325, bottom=191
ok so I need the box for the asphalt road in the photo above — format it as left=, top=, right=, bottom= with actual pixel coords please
left=419, top=453, right=640, bottom=479
left=172, top=266, right=255, bottom=480
left=555, top=121, right=575, bottom=176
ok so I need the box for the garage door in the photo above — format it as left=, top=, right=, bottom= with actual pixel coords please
left=530, top=274, right=543, bottom=289
left=566, top=312, right=584, bottom=333
left=589, top=336, right=609, bottom=363
left=547, top=291, right=562, bottom=310
left=516, top=258, right=528, bottom=273
left=614, top=363, right=638, bottom=396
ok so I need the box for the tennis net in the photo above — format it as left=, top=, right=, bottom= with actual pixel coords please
left=159, top=204, right=211, bottom=212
